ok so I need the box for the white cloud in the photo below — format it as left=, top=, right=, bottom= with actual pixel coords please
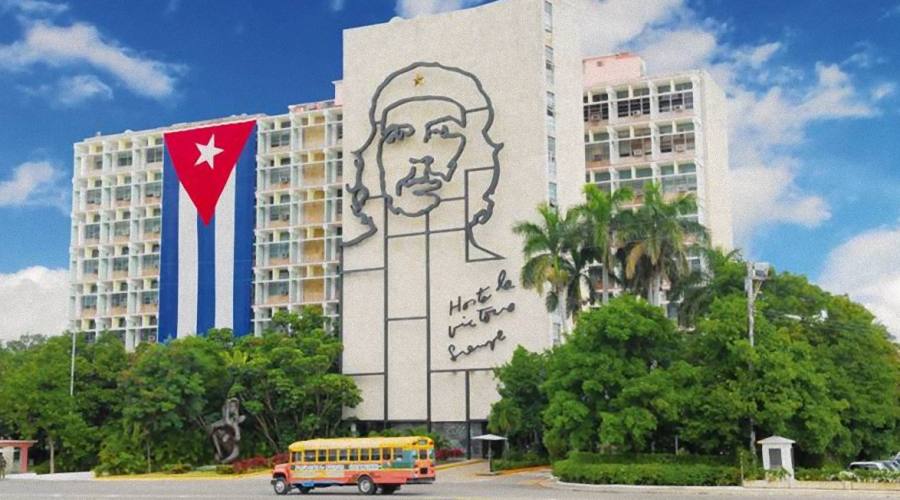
left=820, top=226, right=900, bottom=338
left=330, top=0, right=345, bottom=11
left=0, top=21, right=182, bottom=99
left=23, top=73, right=113, bottom=106
left=0, top=161, right=67, bottom=211
left=0, top=266, right=69, bottom=343
left=730, top=162, right=831, bottom=243
left=578, top=0, right=685, bottom=56
left=395, top=0, right=484, bottom=18
left=872, top=82, right=896, bottom=100
left=0, top=0, right=68, bottom=16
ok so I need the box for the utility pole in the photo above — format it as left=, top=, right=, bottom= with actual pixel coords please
left=744, top=261, right=769, bottom=457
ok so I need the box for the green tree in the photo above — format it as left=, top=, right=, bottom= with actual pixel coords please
left=0, top=334, right=96, bottom=472
left=617, top=183, right=708, bottom=306
left=575, top=184, right=633, bottom=305
left=229, top=307, right=360, bottom=453
left=541, top=296, right=681, bottom=457
left=513, top=204, right=583, bottom=329
left=488, top=346, right=548, bottom=453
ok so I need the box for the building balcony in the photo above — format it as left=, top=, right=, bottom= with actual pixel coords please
left=265, top=294, right=290, bottom=305
left=140, top=304, right=158, bottom=314
left=110, top=306, right=127, bottom=316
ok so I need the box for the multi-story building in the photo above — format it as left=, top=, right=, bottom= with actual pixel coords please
left=69, top=102, right=345, bottom=349
left=581, top=53, right=733, bottom=310
left=70, top=3, right=730, bottom=351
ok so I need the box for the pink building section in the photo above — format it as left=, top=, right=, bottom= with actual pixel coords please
left=583, top=53, right=646, bottom=87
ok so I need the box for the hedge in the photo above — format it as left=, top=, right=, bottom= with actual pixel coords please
left=493, top=451, right=549, bottom=471
left=553, top=459, right=741, bottom=486
left=566, top=451, right=732, bottom=466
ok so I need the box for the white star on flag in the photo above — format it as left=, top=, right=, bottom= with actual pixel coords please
left=195, top=134, right=224, bottom=169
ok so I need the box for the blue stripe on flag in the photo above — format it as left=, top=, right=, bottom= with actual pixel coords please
left=196, top=214, right=216, bottom=335
left=158, top=156, right=180, bottom=343
left=233, top=126, right=256, bottom=337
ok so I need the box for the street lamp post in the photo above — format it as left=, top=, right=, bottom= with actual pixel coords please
left=744, top=261, right=769, bottom=457
left=69, top=331, right=76, bottom=397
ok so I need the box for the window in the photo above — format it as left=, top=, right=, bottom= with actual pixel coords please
left=327, top=449, right=337, bottom=462
left=349, top=449, right=358, bottom=461
left=84, top=223, right=101, bottom=240
left=304, top=450, right=315, bottom=462
left=291, top=452, right=301, bottom=463
left=146, top=148, right=163, bottom=163
left=115, top=186, right=131, bottom=202
left=271, top=130, right=290, bottom=148
left=83, top=260, right=99, bottom=275
left=117, top=153, right=133, bottom=167
left=317, top=449, right=326, bottom=462
left=339, top=449, right=348, bottom=461
left=371, top=448, right=381, bottom=461
left=145, top=183, right=162, bottom=199
left=142, top=254, right=160, bottom=270
left=544, top=45, right=554, bottom=85
left=381, top=448, right=391, bottom=461
left=393, top=448, right=403, bottom=460
left=111, top=293, right=127, bottom=307
left=548, top=182, right=558, bottom=207
left=547, top=136, right=556, bottom=176
left=546, top=91, right=555, bottom=117
left=113, top=257, right=129, bottom=272
left=679, top=162, right=696, bottom=173
left=360, top=448, right=370, bottom=461
left=144, top=218, right=161, bottom=234
left=141, top=291, right=158, bottom=305
left=268, top=282, right=289, bottom=297
left=82, top=295, right=97, bottom=309
left=269, top=243, right=290, bottom=260
left=419, top=449, right=428, bottom=460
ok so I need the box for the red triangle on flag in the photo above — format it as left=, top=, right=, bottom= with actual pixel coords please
left=164, top=120, right=255, bottom=225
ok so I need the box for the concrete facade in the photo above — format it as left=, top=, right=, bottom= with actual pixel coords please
left=340, top=0, right=583, bottom=427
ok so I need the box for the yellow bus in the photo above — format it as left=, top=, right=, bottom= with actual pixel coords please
left=271, top=436, right=436, bottom=495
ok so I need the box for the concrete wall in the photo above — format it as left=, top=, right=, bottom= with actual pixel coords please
left=698, top=72, right=734, bottom=250
left=341, top=0, right=582, bottom=424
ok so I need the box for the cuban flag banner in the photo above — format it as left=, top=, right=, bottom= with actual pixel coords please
left=158, top=120, right=256, bottom=343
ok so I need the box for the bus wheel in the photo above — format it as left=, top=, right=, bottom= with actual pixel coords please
left=381, top=486, right=398, bottom=495
left=357, top=475, right=377, bottom=495
left=272, top=477, right=289, bottom=495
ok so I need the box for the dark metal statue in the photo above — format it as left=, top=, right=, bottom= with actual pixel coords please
left=209, top=398, right=246, bottom=464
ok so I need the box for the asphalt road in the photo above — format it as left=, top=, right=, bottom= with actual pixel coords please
left=2, top=465, right=898, bottom=500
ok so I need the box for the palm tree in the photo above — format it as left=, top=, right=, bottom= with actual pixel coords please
left=617, top=183, right=709, bottom=306
left=575, top=184, right=633, bottom=305
left=668, top=248, right=743, bottom=327
left=513, top=204, right=582, bottom=333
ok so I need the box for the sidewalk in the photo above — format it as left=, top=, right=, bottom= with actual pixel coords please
left=546, top=478, right=900, bottom=496
left=6, top=471, right=94, bottom=481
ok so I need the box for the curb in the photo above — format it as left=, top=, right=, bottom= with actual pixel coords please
left=97, top=470, right=271, bottom=481
left=435, top=459, right=486, bottom=471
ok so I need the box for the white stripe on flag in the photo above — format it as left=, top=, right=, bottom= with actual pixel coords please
left=215, top=169, right=236, bottom=329
left=177, top=184, right=198, bottom=336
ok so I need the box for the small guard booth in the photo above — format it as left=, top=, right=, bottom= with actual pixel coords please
left=758, top=435, right=795, bottom=478
left=0, top=439, right=37, bottom=474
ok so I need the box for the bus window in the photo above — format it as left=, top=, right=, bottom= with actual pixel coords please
left=349, top=449, right=358, bottom=461
left=372, top=448, right=381, bottom=461
left=328, top=449, right=337, bottom=462
left=393, top=448, right=403, bottom=461
left=291, top=452, right=301, bottom=463
left=419, top=449, right=428, bottom=460
left=361, top=448, right=370, bottom=461
left=339, top=449, right=348, bottom=461
left=381, top=448, right=391, bottom=461
left=304, top=450, right=315, bottom=462
left=317, top=449, right=326, bottom=462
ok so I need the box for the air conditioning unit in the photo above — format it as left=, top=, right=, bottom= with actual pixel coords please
left=633, top=149, right=644, bottom=157
left=675, top=144, right=686, bottom=153
left=631, top=110, right=643, bottom=117
left=674, top=104, right=685, bottom=112
left=590, top=113, right=601, bottom=122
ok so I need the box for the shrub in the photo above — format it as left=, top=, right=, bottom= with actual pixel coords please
left=566, top=451, right=733, bottom=466
left=553, top=460, right=741, bottom=486
left=795, top=466, right=843, bottom=481
left=215, top=465, right=235, bottom=475
left=232, top=456, right=269, bottom=474
left=162, top=463, right=192, bottom=474
left=494, top=451, right=548, bottom=471
left=436, top=448, right=465, bottom=462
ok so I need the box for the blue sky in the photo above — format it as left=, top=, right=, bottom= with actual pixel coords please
left=0, top=0, right=897, bottom=338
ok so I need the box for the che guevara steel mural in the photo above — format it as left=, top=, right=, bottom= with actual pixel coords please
left=344, top=61, right=517, bottom=361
